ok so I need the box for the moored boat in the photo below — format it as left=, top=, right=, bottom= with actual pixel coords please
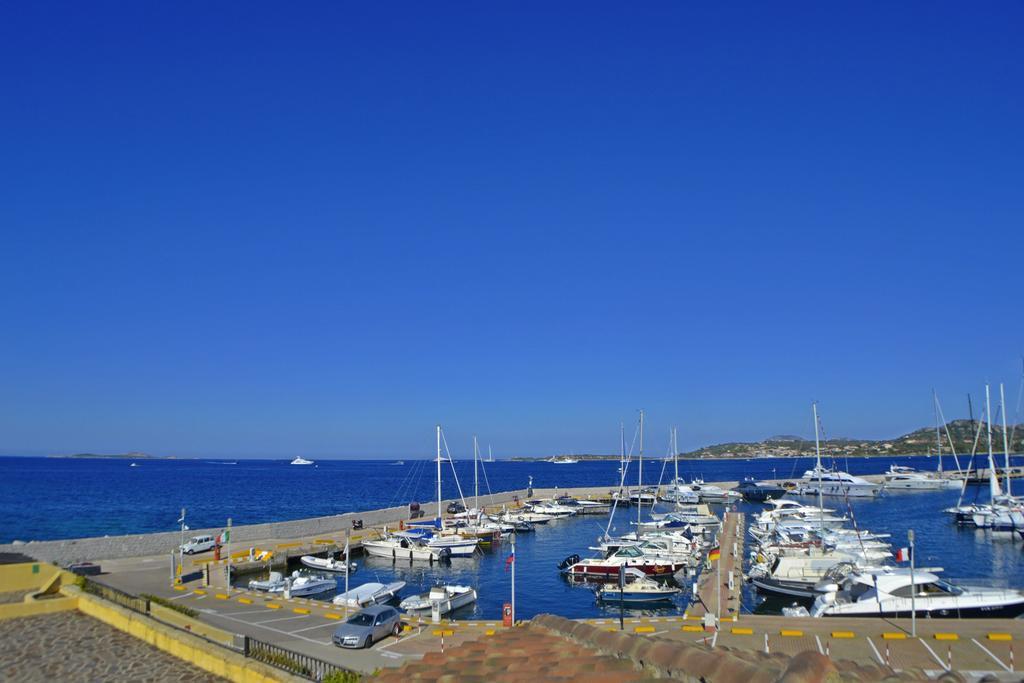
left=399, top=584, right=477, bottom=616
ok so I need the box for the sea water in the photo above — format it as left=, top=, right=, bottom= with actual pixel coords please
left=2, top=454, right=1022, bottom=620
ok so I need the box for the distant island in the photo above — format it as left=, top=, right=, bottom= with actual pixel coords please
left=49, top=452, right=176, bottom=460
left=511, top=419, right=1023, bottom=461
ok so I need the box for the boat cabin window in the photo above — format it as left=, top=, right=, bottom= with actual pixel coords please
left=616, top=546, right=643, bottom=558
left=849, top=583, right=873, bottom=600
left=890, top=585, right=915, bottom=598
left=919, top=581, right=961, bottom=596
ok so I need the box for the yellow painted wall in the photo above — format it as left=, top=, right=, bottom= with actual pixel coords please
left=0, top=596, right=78, bottom=621
left=0, top=562, right=60, bottom=593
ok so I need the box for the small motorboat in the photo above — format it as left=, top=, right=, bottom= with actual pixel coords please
left=300, top=554, right=356, bottom=573
left=290, top=456, right=315, bottom=465
left=333, top=580, right=407, bottom=609
left=596, top=568, right=682, bottom=604
left=284, top=571, right=336, bottom=596
left=399, top=584, right=478, bottom=616
left=248, top=571, right=286, bottom=593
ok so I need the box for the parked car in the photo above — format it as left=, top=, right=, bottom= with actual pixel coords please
left=446, top=501, right=466, bottom=514
left=332, top=605, right=402, bottom=649
left=180, top=535, right=217, bottom=554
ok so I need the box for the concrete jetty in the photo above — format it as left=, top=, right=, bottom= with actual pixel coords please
left=6, top=476, right=1022, bottom=678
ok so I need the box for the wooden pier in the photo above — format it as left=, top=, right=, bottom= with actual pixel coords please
left=688, top=510, right=744, bottom=623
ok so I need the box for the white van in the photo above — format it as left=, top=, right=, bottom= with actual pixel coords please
left=180, top=535, right=217, bottom=554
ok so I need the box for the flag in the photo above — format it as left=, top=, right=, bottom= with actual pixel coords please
left=894, top=547, right=912, bottom=563
left=505, top=552, right=515, bottom=572
left=219, top=529, right=230, bottom=545
left=708, top=546, right=721, bottom=562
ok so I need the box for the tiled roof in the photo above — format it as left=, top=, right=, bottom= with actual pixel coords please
left=371, top=623, right=654, bottom=683
left=373, top=615, right=938, bottom=683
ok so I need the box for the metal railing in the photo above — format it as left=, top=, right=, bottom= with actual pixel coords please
left=81, top=577, right=150, bottom=614
left=79, top=578, right=355, bottom=681
left=245, top=636, right=352, bottom=681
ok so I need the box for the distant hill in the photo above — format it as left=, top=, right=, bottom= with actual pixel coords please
left=509, top=419, right=1024, bottom=461
left=683, top=419, right=1023, bottom=459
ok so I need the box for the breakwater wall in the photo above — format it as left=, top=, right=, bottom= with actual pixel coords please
left=2, top=489, right=533, bottom=566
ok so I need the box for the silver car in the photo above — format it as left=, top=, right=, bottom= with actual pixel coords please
left=331, top=605, right=402, bottom=649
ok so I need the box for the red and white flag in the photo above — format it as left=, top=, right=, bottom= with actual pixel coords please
left=894, top=547, right=912, bottom=563
left=505, top=552, right=515, bottom=572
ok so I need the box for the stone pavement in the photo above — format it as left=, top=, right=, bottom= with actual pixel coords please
left=0, top=612, right=226, bottom=682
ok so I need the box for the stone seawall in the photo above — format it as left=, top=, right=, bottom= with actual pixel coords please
left=2, top=489, right=530, bottom=566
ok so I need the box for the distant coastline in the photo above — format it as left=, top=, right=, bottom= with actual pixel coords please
left=46, top=452, right=177, bottom=460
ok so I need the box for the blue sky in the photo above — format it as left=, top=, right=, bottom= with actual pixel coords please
left=1, top=3, right=1022, bottom=458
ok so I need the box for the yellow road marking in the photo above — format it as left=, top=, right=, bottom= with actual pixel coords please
left=293, top=607, right=310, bottom=615
left=731, top=627, right=754, bottom=635
left=485, top=629, right=496, bottom=636
left=780, top=629, right=803, bottom=637
left=324, top=613, right=342, bottom=620
left=214, top=593, right=229, bottom=600
left=831, top=631, right=855, bottom=639
left=988, top=633, right=1013, bottom=641
left=266, top=603, right=282, bottom=609
left=634, top=626, right=655, bottom=633
left=277, top=542, right=302, bottom=549
left=237, top=598, right=253, bottom=605
left=314, top=539, right=335, bottom=545
left=173, top=585, right=186, bottom=591
left=193, top=589, right=206, bottom=595
left=682, top=625, right=704, bottom=632
left=432, top=630, right=454, bottom=636
left=934, top=633, right=958, bottom=641
left=881, top=632, right=906, bottom=640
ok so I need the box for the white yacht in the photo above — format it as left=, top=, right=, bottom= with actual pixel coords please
left=748, top=554, right=865, bottom=599
left=797, top=466, right=882, bottom=498
left=250, top=570, right=335, bottom=596
left=399, top=584, right=477, bottom=616
left=811, top=567, right=1024, bottom=619
left=362, top=530, right=448, bottom=562
left=290, top=456, right=314, bottom=465
left=883, top=465, right=960, bottom=490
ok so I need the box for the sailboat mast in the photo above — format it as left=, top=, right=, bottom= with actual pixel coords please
left=986, top=385, right=1000, bottom=501
left=813, top=402, right=824, bottom=525
left=673, top=427, right=679, bottom=484
left=1001, top=383, right=1012, bottom=497
left=473, top=435, right=479, bottom=512
left=436, top=425, right=443, bottom=530
left=638, top=410, right=644, bottom=532
left=933, top=390, right=943, bottom=474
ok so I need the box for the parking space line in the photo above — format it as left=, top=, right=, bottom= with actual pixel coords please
left=204, top=612, right=332, bottom=646
left=971, top=638, right=1011, bottom=672
left=815, top=635, right=823, bottom=655
left=290, top=622, right=340, bottom=634
left=866, top=637, right=884, bottom=666
left=918, top=638, right=948, bottom=671
left=255, top=614, right=312, bottom=625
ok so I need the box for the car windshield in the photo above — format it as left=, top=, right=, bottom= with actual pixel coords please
left=347, top=613, right=375, bottom=626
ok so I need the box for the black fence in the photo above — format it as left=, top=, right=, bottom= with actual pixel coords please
left=79, top=578, right=355, bottom=681
left=244, top=636, right=353, bottom=681
left=81, top=578, right=150, bottom=614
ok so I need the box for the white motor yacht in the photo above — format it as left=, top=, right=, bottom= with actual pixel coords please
left=883, top=465, right=961, bottom=490
left=811, top=567, right=1024, bottom=618
left=290, top=456, right=314, bottom=465
left=362, top=530, right=448, bottom=562
left=797, top=466, right=882, bottom=498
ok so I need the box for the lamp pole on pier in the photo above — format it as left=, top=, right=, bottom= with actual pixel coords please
left=908, top=529, right=916, bottom=637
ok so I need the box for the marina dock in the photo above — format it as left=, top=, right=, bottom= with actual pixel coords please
left=7, top=479, right=1024, bottom=678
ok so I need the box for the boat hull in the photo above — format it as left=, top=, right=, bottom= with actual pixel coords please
left=820, top=601, right=1024, bottom=619
left=567, top=562, right=683, bottom=579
